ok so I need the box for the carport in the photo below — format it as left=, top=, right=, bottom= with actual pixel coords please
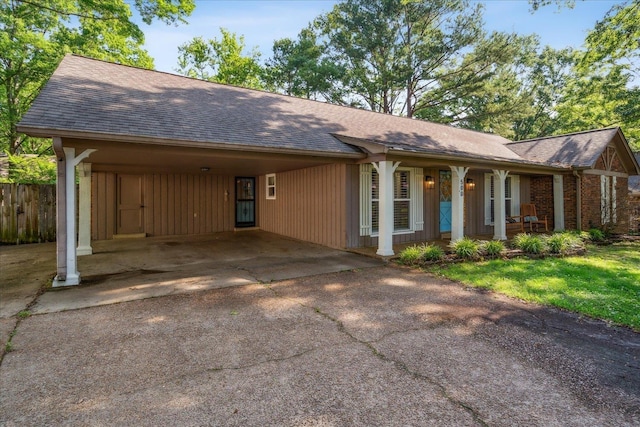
left=25, top=230, right=383, bottom=314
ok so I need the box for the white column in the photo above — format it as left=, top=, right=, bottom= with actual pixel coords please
left=553, top=174, right=565, bottom=231
left=53, top=148, right=95, bottom=287
left=374, top=160, right=400, bottom=256
left=450, top=166, right=469, bottom=242
left=77, top=162, right=93, bottom=256
left=493, top=170, right=509, bottom=240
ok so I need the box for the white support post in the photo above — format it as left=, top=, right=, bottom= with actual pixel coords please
left=77, top=162, right=93, bottom=256
left=493, top=170, right=509, bottom=240
left=374, top=160, right=400, bottom=256
left=53, top=148, right=96, bottom=287
left=553, top=174, right=565, bottom=231
left=450, top=166, right=469, bottom=242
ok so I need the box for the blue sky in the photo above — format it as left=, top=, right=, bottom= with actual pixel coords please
left=136, top=0, right=619, bottom=74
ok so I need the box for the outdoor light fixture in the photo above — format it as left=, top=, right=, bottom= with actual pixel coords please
left=466, top=178, right=475, bottom=190
left=200, top=167, right=210, bottom=172
left=425, top=175, right=435, bottom=189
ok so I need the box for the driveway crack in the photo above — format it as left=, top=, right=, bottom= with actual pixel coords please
left=262, top=284, right=489, bottom=427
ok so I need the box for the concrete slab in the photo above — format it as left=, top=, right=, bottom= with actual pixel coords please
left=10, top=231, right=382, bottom=314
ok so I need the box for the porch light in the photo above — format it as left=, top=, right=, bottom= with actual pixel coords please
left=466, top=178, right=475, bottom=190
left=424, top=175, right=435, bottom=189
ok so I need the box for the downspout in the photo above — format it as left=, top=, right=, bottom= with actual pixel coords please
left=53, top=137, right=67, bottom=281
left=573, top=169, right=582, bottom=231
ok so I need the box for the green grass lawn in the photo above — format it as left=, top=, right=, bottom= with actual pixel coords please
left=427, top=242, right=640, bottom=331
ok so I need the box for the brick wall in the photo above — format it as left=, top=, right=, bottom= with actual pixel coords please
left=530, top=176, right=554, bottom=230
left=563, top=175, right=577, bottom=230
left=581, top=174, right=601, bottom=230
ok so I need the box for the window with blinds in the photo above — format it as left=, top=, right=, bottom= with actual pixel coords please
left=372, top=169, right=411, bottom=232
left=485, top=173, right=520, bottom=225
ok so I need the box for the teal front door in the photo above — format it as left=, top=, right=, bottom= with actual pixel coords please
left=235, top=177, right=255, bottom=227
left=439, top=170, right=452, bottom=233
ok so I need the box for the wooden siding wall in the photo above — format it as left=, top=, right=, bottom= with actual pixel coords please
left=92, top=172, right=234, bottom=240
left=258, top=164, right=347, bottom=249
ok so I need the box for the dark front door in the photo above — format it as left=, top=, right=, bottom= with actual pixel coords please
left=235, top=177, right=256, bottom=227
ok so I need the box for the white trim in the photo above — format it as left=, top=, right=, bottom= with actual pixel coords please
left=450, top=166, right=468, bottom=242
left=265, top=173, right=276, bottom=200
left=553, top=174, right=565, bottom=231
left=359, top=164, right=372, bottom=236
left=612, top=176, right=617, bottom=223
left=413, top=167, right=424, bottom=231
left=77, top=162, right=93, bottom=256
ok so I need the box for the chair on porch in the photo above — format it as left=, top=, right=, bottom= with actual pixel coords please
left=506, top=215, right=524, bottom=233
left=521, top=203, right=548, bottom=232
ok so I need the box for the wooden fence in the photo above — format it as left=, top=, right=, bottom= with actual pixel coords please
left=0, top=184, right=56, bottom=244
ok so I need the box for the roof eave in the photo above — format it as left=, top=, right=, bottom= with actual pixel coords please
left=385, top=148, right=568, bottom=172
left=16, top=126, right=366, bottom=160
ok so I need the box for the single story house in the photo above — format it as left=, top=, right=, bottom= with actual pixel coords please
left=17, top=55, right=640, bottom=286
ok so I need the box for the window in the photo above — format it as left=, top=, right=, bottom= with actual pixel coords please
left=266, top=173, right=276, bottom=200
left=359, top=164, right=423, bottom=236
left=601, top=175, right=617, bottom=224
left=371, top=169, right=411, bottom=232
left=484, top=174, right=520, bottom=225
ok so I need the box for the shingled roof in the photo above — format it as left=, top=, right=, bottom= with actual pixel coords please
left=18, top=55, right=526, bottom=163
left=506, top=128, right=621, bottom=167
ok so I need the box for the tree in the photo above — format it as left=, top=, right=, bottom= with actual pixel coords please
left=0, top=0, right=195, bottom=155
left=264, top=27, right=344, bottom=101
left=176, top=28, right=264, bottom=89
left=315, top=0, right=530, bottom=120
left=556, top=1, right=639, bottom=150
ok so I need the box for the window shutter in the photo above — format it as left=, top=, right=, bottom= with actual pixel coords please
left=601, top=175, right=610, bottom=224
left=511, top=175, right=520, bottom=216
left=413, top=168, right=423, bottom=231
left=484, top=173, right=492, bottom=225
left=360, top=164, right=372, bottom=236
left=612, top=176, right=617, bottom=223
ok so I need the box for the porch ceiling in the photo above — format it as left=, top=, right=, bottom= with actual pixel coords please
left=62, top=138, right=357, bottom=176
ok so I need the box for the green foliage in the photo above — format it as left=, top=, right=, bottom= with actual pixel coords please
left=265, top=27, right=344, bottom=100
left=176, top=29, right=264, bottom=89
left=450, top=237, right=480, bottom=260
left=429, top=242, right=640, bottom=330
left=316, top=0, right=491, bottom=117
left=17, top=310, right=31, bottom=319
left=1, top=155, right=56, bottom=184
left=422, top=244, right=445, bottom=262
left=1, top=0, right=195, bottom=155
left=588, top=228, right=606, bottom=242
left=544, top=232, right=584, bottom=254
left=513, top=233, right=545, bottom=254
left=398, top=244, right=424, bottom=265
left=482, top=240, right=505, bottom=257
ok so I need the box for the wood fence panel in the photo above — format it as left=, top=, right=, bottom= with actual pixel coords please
left=0, top=184, right=56, bottom=244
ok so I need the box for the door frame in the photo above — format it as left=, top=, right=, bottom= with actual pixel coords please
left=235, top=176, right=256, bottom=228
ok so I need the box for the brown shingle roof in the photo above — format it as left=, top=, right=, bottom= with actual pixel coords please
left=18, top=55, right=525, bottom=162
left=506, top=128, right=621, bottom=167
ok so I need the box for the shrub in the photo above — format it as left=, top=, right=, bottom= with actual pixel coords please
left=450, top=237, right=480, bottom=259
left=545, top=233, right=570, bottom=254
left=513, top=233, right=545, bottom=254
left=398, top=245, right=423, bottom=265
left=1, top=154, right=56, bottom=184
left=422, top=244, right=445, bottom=261
left=482, top=240, right=505, bottom=257
left=588, top=228, right=606, bottom=242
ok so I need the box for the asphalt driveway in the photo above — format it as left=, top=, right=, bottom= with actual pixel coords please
left=1, top=262, right=639, bottom=425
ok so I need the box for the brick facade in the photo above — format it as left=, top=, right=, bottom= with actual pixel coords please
left=529, top=176, right=555, bottom=230
left=563, top=175, right=577, bottom=230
